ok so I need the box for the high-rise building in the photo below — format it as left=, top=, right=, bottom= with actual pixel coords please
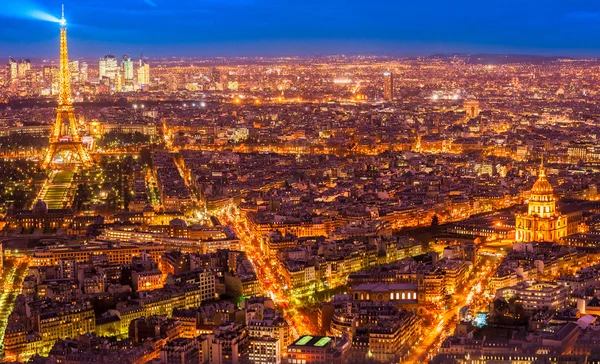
left=137, top=59, right=150, bottom=86
left=115, top=67, right=123, bottom=92
left=8, top=57, right=18, bottom=82
left=42, top=65, right=54, bottom=84
left=122, top=54, right=134, bottom=91
left=69, top=60, right=79, bottom=83
left=212, top=66, right=220, bottom=83
left=42, top=65, right=59, bottom=95
left=99, top=54, right=118, bottom=80
left=80, top=62, right=88, bottom=83
left=7, top=58, right=31, bottom=85
left=383, top=71, right=393, bottom=101
left=17, top=59, right=31, bottom=79
left=98, top=59, right=106, bottom=79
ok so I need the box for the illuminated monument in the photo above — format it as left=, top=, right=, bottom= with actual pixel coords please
left=42, top=6, right=92, bottom=169
left=515, top=162, right=567, bottom=242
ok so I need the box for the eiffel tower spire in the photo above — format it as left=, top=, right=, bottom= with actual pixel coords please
left=42, top=5, right=92, bottom=169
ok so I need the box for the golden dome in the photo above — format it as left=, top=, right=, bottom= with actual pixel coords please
left=529, top=165, right=555, bottom=204
left=531, top=169, right=553, bottom=194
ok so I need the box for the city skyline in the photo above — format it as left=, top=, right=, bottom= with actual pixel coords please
left=4, top=1, right=600, bottom=364
left=3, top=0, right=600, bottom=57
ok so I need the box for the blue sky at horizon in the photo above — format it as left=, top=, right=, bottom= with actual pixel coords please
left=1, top=0, right=600, bottom=58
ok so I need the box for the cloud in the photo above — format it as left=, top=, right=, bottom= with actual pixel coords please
left=144, top=0, right=158, bottom=7
left=567, top=11, right=600, bottom=20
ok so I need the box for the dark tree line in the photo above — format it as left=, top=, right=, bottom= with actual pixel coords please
left=0, top=134, right=48, bottom=150
left=98, top=131, right=151, bottom=148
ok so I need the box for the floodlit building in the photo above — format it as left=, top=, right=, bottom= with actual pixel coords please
left=515, top=164, right=567, bottom=242
left=249, top=336, right=280, bottom=364
left=121, top=54, right=134, bottom=91
left=383, top=72, right=393, bottom=101
left=138, top=59, right=150, bottom=86
left=495, top=281, right=569, bottom=315
left=99, top=54, right=118, bottom=80
left=286, top=335, right=350, bottom=364
left=464, top=99, right=480, bottom=118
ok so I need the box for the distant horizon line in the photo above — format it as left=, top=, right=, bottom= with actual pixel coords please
left=2, top=52, right=599, bottom=62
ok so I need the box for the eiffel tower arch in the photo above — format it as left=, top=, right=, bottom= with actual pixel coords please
left=42, top=6, right=92, bottom=169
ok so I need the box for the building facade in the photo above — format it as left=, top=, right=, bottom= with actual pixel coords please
left=515, top=165, right=567, bottom=242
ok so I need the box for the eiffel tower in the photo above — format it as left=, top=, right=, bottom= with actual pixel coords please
left=42, top=5, right=92, bottom=169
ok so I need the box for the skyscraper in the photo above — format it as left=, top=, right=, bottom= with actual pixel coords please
left=115, top=67, right=123, bottom=92
left=98, top=58, right=106, bottom=79
left=137, top=59, right=150, bottom=86
left=383, top=72, right=393, bottom=101
left=122, top=54, right=134, bottom=91
left=17, top=59, right=31, bottom=79
left=80, top=62, right=88, bottom=83
left=8, top=57, right=18, bottom=82
left=69, top=60, right=79, bottom=83
left=42, top=65, right=54, bottom=84
left=43, top=65, right=59, bottom=94
left=99, top=55, right=118, bottom=81
left=212, top=67, right=221, bottom=83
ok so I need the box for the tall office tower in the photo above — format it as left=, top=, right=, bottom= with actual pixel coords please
left=80, top=62, right=88, bottom=83
left=43, top=66, right=59, bottom=94
left=137, top=59, right=150, bottom=86
left=42, top=6, right=92, bottom=169
left=121, top=54, right=134, bottom=91
left=23, top=69, right=40, bottom=96
left=383, top=72, right=393, bottom=101
left=115, top=67, right=123, bottom=92
left=99, top=54, right=118, bottom=80
left=17, top=59, right=31, bottom=79
left=51, top=67, right=60, bottom=95
left=8, top=58, right=18, bottom=82
left=69, top=60, right=79, bottom=83
left=211, top=67, right=220, bottom=83
left=42, top=65, right=54, bottom=84
left=98, top=58, right=106, bottom=79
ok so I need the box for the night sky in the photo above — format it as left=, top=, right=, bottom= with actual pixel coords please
left=2, top=0, right=600, bottom=58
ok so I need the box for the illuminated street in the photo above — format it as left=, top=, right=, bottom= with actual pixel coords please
left=215, top=204, right=316, bottom=337
left=0, top=257, right=30, bottom=360
left=407, top=255, right=501, bottom=363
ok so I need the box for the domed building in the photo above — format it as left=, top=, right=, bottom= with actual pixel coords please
left=7, top=199, right=73, bottom=230
left=515, top=165, right=567, bottom=242
left=32, top=199, right=49, bottom=217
